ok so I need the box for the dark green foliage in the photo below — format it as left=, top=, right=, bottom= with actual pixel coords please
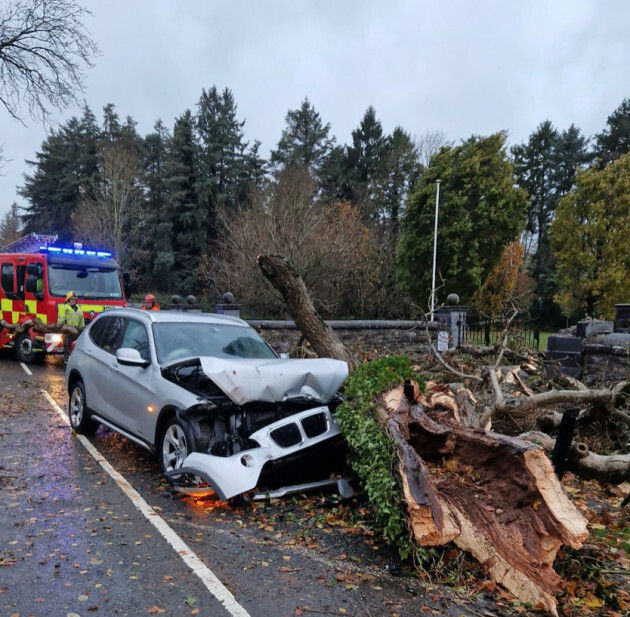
left=336, top=356, right=424, bottom=559
left=20, top=107, right=100, bottom=239
left=512, top=121, right=591, bottom=327
left=397, top=132, right=527, bottom=309
left=594, top=97, right=630, bottom=166
left=270, top=97, right=335, bottom=176
left=196, top=86, right=249, bottom=239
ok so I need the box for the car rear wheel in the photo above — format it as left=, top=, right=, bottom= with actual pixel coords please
left=160, top=417, right=197, bottom=474
left=69, top=380, right=99, bottom=435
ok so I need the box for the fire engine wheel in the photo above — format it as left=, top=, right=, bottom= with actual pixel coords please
left=160, top=417, right=198, bottom=475
left=69, top=380, right=99, bottom=435
left=14, top=333, right=44, bottom=364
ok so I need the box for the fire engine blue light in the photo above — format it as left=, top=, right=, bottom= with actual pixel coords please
left=39, top=245, right=112, bottom=257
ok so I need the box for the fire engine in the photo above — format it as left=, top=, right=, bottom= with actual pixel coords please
left=0, top=233, right=129, bottom=363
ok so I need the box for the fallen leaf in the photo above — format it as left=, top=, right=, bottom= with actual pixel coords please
left=148, top=606, right=165, bottom=614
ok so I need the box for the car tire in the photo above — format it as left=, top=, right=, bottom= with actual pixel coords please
left=69, top=380, right=99, bottom=435
left=15, top=333, right=43, bottom=364
left=160, top=416, right=197, bottom=474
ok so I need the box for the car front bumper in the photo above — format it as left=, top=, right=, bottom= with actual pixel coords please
left=166, top=405, right=341, bottom=500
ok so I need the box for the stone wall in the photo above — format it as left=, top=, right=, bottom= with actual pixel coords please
left=247, top=320, right=434, bottom=360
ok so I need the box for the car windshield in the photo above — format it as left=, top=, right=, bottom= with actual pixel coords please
left=153, top=321, right=278, bottom=363
left=48, top=264, right=123, bottom=300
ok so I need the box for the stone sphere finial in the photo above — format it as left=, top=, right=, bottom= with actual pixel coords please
left=446, top=293, right=460, bottom=306
left=222, top=291, right=235, bottom=304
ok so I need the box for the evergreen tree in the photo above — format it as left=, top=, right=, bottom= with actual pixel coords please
left=381, top=126, right=420, bottom=233
left=319, top=145, right=353, bottom=203
left=346, top=106, right=387, bottom=217
left=512, top=120, right=560, bottom=256
left=397, top=132, right=527, bottom=309
left=270, top=97, right=335, bottom=176
left=0, top=202, right=22, bottom=246
left=168, top=110, right=203, bottom=295
left=20, top=107, right=100, bottom=239
left=141, top=119, right=172, bottom=290
left=195, top=86, right=247, bottom=240
left=512, top=121, right=591, bottom=326
left=594, top=97, right=630, bottom=166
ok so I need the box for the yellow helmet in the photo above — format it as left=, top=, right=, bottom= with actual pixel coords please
left=65, top=291, right=77, bottom=302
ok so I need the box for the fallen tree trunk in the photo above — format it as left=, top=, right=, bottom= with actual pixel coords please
left=1, top=317, right=78, bottom=337
left=519, top=431, right=630, bottom=484
left=382, top=382, right=588, bottom=617
left=256, top=254, right=358, bottom=368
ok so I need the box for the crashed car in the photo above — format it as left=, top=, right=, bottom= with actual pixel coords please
left=65, top=308, right=349, bottom=500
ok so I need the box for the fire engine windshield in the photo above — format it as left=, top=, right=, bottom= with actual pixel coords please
left=48, top=264, right=123, bottom=300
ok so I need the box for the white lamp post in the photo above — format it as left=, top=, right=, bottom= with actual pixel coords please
left=430, top=179, right=441, bottom=321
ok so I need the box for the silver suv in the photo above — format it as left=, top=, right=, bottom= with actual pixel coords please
left=66, top=309, right=348, bottom=500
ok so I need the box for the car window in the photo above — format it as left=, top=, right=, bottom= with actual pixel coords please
left=153, top=322, right=277, bottom=363
left=120, top=319, right=150, bottom=361
left=98, top=316, right=126, bottom=354
left=88, top=315, right=109, bottom=346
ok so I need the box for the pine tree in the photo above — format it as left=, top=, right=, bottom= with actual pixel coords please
left=141, top=119, right=172, bottom=290
left=270, top=97, right=334, bottom=176
left=594, top=98, right=630, bottom=166
left=195, top=86, right=248, bottom=240
left=168, top=110, right=203, bottom=295
left=20, top=108, right=100, bottom=239
left=0, top=202, right=22, bottom=246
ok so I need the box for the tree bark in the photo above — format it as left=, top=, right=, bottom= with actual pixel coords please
left=519, top=431, right=630, bottom=484
left=256, top=254, right=358, bottom=368
left=1, top=318, right=77, bottom=337
left=383, top=383, right=588, bottom=617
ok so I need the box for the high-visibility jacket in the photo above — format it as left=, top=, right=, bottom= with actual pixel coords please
left=58, top=303, right=85, bottom=329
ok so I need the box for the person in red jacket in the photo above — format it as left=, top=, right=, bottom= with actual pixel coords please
left=141, top=294, right=160, bottom=311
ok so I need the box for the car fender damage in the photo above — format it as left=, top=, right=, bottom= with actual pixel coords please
left=163, top=356, right=350, bottom=500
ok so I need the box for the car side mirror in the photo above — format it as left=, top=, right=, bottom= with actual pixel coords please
left=116, top=347, right=150, bottom=367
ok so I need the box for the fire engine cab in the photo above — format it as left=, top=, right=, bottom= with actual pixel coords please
left=0, top=233, right=128, bottom=363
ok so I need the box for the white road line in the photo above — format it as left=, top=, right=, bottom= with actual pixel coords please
left=20, top=362, right=33, bottom=376
left=41, top=389, right=251, bottom=617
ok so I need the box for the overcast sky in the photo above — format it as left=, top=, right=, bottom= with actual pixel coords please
left=2, top=0, right=630, bottom=220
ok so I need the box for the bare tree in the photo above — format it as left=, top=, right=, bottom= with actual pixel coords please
left=0, top=0, right=97, bottom=123
left=199, top=165, right=377, bottom=316
left=72, top=143, right=142, bottom=265
left=415, top=129, right=449, bottom=168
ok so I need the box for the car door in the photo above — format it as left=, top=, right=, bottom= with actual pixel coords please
left=103, top=317, right=161, bottom=441
left=83, top=314, right=127, bottom=423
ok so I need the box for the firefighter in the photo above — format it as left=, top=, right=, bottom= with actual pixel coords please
left=141, top=294, right=160, bottom=311
left=58, top=291, right=85, bottom=360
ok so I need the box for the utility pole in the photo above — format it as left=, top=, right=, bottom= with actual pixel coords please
left=430, top=179, right=441, bottom=321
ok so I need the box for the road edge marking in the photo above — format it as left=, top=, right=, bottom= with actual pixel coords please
left=42, top=389, right=251, bottom=617
left=20, top=362, right=33, bottom=376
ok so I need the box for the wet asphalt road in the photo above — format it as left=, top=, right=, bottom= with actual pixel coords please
left=0, top=353, right=509, bottom=617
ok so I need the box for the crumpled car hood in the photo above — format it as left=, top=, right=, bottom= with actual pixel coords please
left=195, top=356, right=349, bottom=405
